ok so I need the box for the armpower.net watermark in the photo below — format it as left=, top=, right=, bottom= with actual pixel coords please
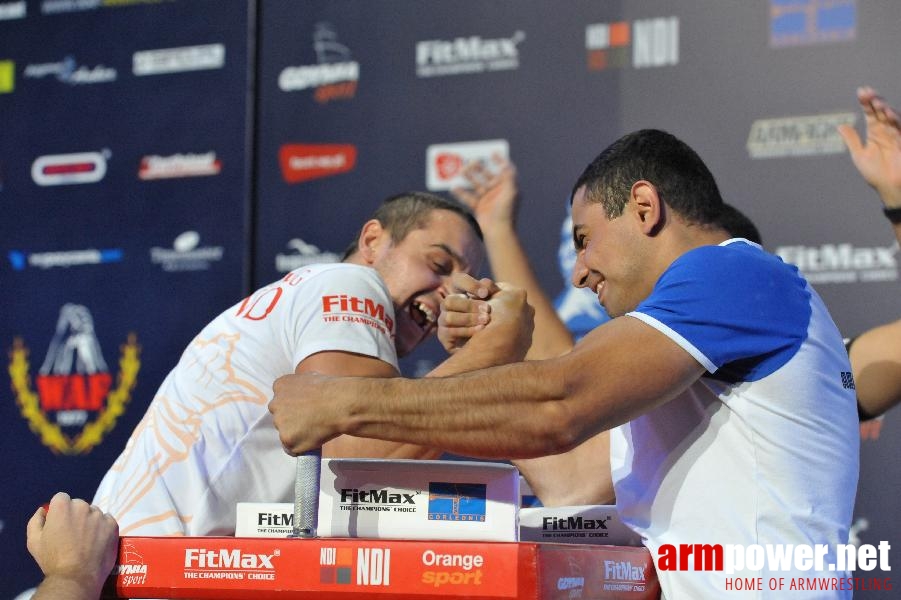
left=656, top=542, right=892, bottom=593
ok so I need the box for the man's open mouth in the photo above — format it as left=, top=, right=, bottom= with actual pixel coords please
left=410, top=300, right=436, bottom=330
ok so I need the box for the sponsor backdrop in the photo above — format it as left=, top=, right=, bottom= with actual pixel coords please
left=1, top=0, right=898, bottom=596
left=0, top=0, right=253, bottom=594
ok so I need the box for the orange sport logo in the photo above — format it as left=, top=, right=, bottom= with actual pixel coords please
left=9, top=304, right=140, bottom=454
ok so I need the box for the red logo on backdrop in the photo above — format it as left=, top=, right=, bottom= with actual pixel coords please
left=31, top=151, right=109, bottom=186
left=9, top=304, right=140, bottom=454
left=279, top=144, right=356, bottom=184
left=435, top=153, right=463, bottom=181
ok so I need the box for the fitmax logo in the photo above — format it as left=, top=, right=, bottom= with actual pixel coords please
left=322, top=295, right=394, bottom=331
left=604, top=560, right=646, bottom=582
left=339, top=488, right=416, bottom=504
left=258, top=512, right=293, bottom=526
left=542, top=516, right=609, bottom=531
left=184, top=549, right=276, bottom=569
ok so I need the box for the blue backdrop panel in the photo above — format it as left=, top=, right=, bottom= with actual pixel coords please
left=0, top=0, right=252, bottom=594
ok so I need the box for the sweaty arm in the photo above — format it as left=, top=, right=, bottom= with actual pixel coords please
left=272, top=315, right=704, bottom=459
left=849, top=318, right=901, bottom=419
left=298, top=351, right=442, bottom=460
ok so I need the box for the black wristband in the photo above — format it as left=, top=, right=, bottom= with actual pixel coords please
left=883, top=206, right=901, bottom=224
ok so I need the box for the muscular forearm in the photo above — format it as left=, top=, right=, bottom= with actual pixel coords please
left=428, top=336, right=519, bottom=376
left=850, top=319, right=901, bottom=418
left=340, top=360, right=582, bottom=459
left=273, top=317, right=706, bottom=460
left=482, top=225, right=574, bottom=360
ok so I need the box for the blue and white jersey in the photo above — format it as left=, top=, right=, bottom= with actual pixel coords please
left=612, top=239, right=859, bottom=599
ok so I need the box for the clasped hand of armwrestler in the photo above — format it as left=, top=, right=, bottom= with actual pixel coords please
left=438, top=273, right=534, bottom=362
left=269, top=273, right=534, bottom=456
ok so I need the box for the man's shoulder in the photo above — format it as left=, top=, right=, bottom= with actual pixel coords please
left=282, top=262, right=388, bottom=290
left=670, top=240, right=798, bottom=287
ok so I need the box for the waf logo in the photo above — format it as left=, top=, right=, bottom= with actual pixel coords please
left=425, top=139, right=509, bottom=192
left=9, top=304, right=140, bottom=454
left=32, top=150, right=109, bottom=186
left=320, top=546, right=391, bottom=587
left=279, top=144, right=356, bottom=184
left=428, top=482, right=487, bottom=522
left=278, top=22, right=359, bottom=103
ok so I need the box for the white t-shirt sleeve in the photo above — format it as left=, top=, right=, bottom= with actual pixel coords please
left=282, top=265, right=399, bottom=370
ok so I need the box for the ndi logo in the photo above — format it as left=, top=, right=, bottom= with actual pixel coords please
left=585, top=17, right=678, bottom=71
left=319, top=547, right=390, bottom=586
left=428, top=482, right=486, bottom=522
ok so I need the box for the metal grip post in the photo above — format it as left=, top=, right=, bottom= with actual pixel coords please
left=289, top=448, right=321, bottom=538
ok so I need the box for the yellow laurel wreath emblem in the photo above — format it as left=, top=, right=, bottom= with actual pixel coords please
left=9, top=334, right=141, bottom=455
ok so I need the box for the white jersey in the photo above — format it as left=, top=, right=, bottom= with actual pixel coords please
left=93, top=264, right=398, bottom=535
left=612, top=240, right=859, bottom=599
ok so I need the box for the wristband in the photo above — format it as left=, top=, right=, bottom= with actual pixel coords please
left=883, top=206, right=901, bottom=224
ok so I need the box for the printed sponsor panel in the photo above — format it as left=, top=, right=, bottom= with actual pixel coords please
left=40, top=0, right=174, bottom=15
left=8, top=248, right=124, bottom=270
left=108, top=536, right=660, bottom=598
left=416, top=30, right=526, bottom=78
left=586, top=17, right=678, bottom=71
left=31, top=151, right=109, bottom=186
left=278, top=22, right=359, bottom=103
left=279, top=143, right=357, bottom=183
left=425, top=139, right=509, bottom=191
left=0, top=59, right=14, bottom=93
left=138, top=151, right=222, bottom=180
left=769, top=0, right=856, bottom=47
left=747, top=113, right=857, bottom=159
left=776, top=241, right=898, bottom=285
left=23, top=56, right=117, bottom=85
left=133, top=44, right=226, bottom=76
left=150, top=231, right=225, bottom=272
left=538, top=544, right=660, bottom=599
left=0, top=1, right=26, bottom=20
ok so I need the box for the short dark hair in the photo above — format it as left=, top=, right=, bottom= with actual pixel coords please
left=571, top=129, right=724, bottom=225
left=716, top=203, right=762, bottom=245
left=341, top=191, right=483, bottom=260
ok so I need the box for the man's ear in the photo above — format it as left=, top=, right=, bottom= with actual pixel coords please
left=358, top=219, right=388, bottom=264
left=630, top=181, right=664, bottom=235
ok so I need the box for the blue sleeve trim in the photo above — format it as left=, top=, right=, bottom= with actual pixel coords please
left=627, top=312, right=718, bottom=372
left=632, top=243, right=811, bottom=381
